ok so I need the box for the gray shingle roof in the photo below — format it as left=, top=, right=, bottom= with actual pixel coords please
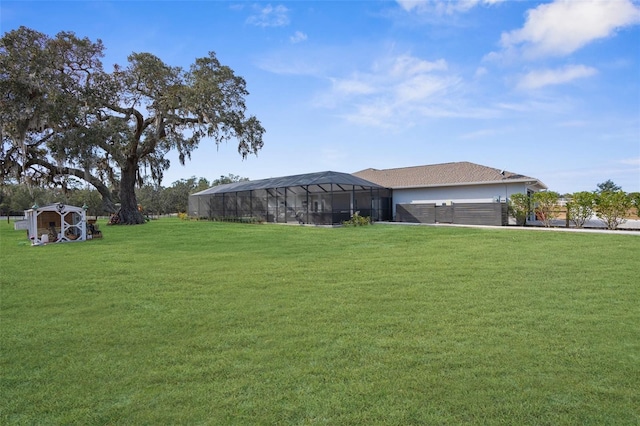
left=352, top=161, right=546, bottom=189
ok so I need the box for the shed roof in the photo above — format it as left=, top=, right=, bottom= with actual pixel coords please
left=25, top=203, right=85, bottom=212
left=192, top=170, right=384, bottom=195
left=353, top=161, right=547, bottom=190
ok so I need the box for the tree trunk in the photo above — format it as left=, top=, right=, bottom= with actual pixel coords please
left=116, top=158, right=145, bottom=224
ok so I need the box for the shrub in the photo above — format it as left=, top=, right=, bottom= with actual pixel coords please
left=343, top=211, right=371, bottom=226
left=566, top=191, right=596, bottom=228
left=508, top=193, right=531, bottom=226
left=595, top=190, right=631, bottom=230
left=532, top=191, right=560, bottom=227
left=629, top=192, right=640, bottom=218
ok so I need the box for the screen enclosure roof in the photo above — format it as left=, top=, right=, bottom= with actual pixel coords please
left=192, top=171, right=385, bottom=196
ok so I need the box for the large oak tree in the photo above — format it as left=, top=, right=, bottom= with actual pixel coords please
left=1, top=26, right=264, bottom=224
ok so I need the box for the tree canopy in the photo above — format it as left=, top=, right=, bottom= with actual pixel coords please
left=1, top=26, right=264, bottom=224
left=596, top=179, right=622, bottom=193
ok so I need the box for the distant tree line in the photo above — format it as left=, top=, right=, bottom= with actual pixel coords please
left=0, top=174, right=246, bottom=218
left=509, top=180, right=640, bottom=230
left=4, top=175, right=637, bottom=230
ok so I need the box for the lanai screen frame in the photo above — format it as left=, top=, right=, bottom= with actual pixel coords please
left=189, top=171, right=392, bottom=224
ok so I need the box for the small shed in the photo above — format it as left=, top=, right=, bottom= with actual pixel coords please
left=25, top=203, right=87, bottom=245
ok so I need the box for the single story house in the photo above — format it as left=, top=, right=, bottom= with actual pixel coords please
left=353, top=161, right=547, bottom=225
left=188, top=162, right=546, bottom=226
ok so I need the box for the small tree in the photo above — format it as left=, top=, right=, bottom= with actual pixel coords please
left=594, top=190, right=631, bottom=230
left=629, top=192, right=640, bottom=218
left=596, top=179, right=622, bottom=193
left=566, top=191, right=596, bottom=228
left=211, top=174, right=249, bottom=187
left=509, top=193, right=531, bottom=226
left=532, top=191, right=560, bottom=227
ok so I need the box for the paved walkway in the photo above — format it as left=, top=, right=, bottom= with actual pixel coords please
left=383, top=219, right=640, bottom=236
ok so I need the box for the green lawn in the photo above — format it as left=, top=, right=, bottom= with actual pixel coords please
left=1, top=218, right=638, bottom=425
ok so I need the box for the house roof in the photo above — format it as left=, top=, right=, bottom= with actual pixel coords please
left=192, top=170, right=384, bottom=195
left=352, top=161, right=547, bottom=190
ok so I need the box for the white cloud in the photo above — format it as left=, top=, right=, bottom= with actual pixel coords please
left=261, top=46, right=497, bottom=127
left=499, top=0, right=640, bottom=59
left=395, top=0, right=420, bottom=12
left=290, top=31, right=307, bottom=43
left=389, top=56, right=447, bottom=76
left=397, top=0, right=505, bottom=15
left=516, top=65, right=598, bottom=90
left=342, top=101, right=396, bottom=128
left=474, top=67, right=488, bottom=78
left=323, top=55, right=453, bottom=104
left=495, top=97, right=573, bottom=114
left=330, top=76, right=376, bottom=96
left=620, top=157, right=640, bottom=166
left=315, top=53, right=481, bottom=127
left=395, top=74, right=454, bottom=102
left=246, top=4, right=290, bottom=28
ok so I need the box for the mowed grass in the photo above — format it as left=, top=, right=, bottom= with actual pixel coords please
left=1, top=218, right=638, bottom=425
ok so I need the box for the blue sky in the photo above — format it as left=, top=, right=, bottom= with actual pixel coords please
left=2, top=0, right=639, bottom=193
